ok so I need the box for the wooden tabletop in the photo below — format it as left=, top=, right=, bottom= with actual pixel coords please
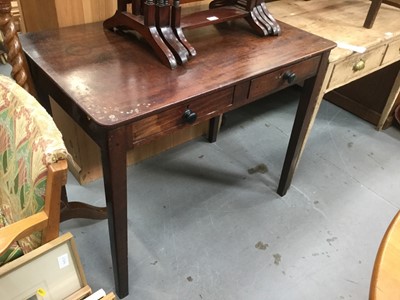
left=267, top=0, right=400, bottom=63
left=20, top=20, right=334, bottom=127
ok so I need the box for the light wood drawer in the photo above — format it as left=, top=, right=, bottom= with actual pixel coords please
left=328, top=45, right=386, bottom=89
left=382, top=38, right=400, bottom=65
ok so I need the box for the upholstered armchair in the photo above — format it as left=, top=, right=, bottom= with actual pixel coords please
left=0, top=75, right=68, bottom=265
left=0, top=0, right=107, bottom=222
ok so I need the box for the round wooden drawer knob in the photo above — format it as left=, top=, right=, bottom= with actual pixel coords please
left=283, top=71, right=296, bottom=84
left=183, top=109, right=197, bottom=124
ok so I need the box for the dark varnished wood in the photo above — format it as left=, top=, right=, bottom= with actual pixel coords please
left=104, top=0, right=280, bottom=68
left=101, top=127, right=129, bottom=298
left=21, top=22, right=333, bottom=128
left=247, top=56, right=320, bottom=100
left=156, top=3, right=189, bottom=64
left=171, top=5, right=197, bottom=56
left=208, top=115, right=222, bottom=143
left=60, top=201, right=108, bottom=222
left=277, top=51, right=331, bottom=195
left=103, top=9, right=178, bottom=68
left=127, top=87, right=233, bottom=144
left=180, top=6, right=248, bottom=29
left=20, top=21, right=335, bottom=298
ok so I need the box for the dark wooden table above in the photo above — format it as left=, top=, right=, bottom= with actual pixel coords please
left=20, top=19, right=335, bottom=298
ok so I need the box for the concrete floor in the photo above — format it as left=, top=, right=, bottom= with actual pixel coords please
left=1, top=58, right=399, bottom=299
left=58, top=86, right=400, bottom=300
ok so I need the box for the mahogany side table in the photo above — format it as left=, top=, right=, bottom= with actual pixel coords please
left=20, top=21, right=335, bottom=298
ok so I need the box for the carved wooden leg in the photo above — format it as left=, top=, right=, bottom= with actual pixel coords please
left=0, top=0, right=31, bottom=92
left=245, top=9, right=269, bottom=36
left=260, top=2, right=281, bottom=35
left=156, top=3, right=189, bottom=65
left=171, top=5, right=196, bottom=57
left=104, top=10, right=178, bottom=69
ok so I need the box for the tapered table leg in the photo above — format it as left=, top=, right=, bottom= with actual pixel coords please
left=277, top=51, right=331, bottom=196
left=101, top=127, right=129, bottom=298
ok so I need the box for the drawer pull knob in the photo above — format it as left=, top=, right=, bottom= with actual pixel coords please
left=353, top=60, right=365, bottom=72
left=283, top=71, right=296, bottom=84
left=183, top=109, right=197, bottom=124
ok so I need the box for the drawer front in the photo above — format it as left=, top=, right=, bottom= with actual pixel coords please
left=382, top=38, right=400, bottom=65
left=328, top=45, right=386, bottom=89
left=130, top=87, right=234, bottom=143
left=247, top=55, right=321, bottom=101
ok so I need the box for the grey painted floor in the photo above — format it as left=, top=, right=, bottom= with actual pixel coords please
left=59, top=86, right=400, bottom=300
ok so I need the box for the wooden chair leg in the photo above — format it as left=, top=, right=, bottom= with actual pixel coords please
left=364, top=0, right=383, bottom=28
left=383, top=0, right=400, bottom=9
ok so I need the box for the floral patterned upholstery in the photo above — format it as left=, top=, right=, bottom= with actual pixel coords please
left=0, top=75, right=68, bottom=266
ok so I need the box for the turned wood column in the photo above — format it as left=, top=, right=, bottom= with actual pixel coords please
left=0, top=0, right=31, bottom=92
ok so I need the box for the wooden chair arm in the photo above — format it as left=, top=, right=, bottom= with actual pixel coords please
left=0, top=211, right=48, bottom=256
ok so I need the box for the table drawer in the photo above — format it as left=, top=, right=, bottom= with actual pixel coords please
left=382, top=38, right=400, bottom=65
left=130, top=87, right=234, bottom=143
left=328, top=45, right=386, bottom=89
left=247, top=55, right=321, bottom=101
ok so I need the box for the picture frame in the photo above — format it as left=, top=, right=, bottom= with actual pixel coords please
left=0, top=232, right=96, bottom=300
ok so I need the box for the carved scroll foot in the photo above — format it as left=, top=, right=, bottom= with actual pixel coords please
left=171, top=5, right=196, bottom=57
left=244, top=3, right=280, bottom=37
left=245, top=9, right=268, bottom=36
left=260, top=3, right=281, bottom=35
left=104, top=0, right=281, bottom=68
left=173, top=27, right=196, bottom=56
left=159, top=26, right=189, bottom=64
left=104, top=10, right=178, bottom=69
